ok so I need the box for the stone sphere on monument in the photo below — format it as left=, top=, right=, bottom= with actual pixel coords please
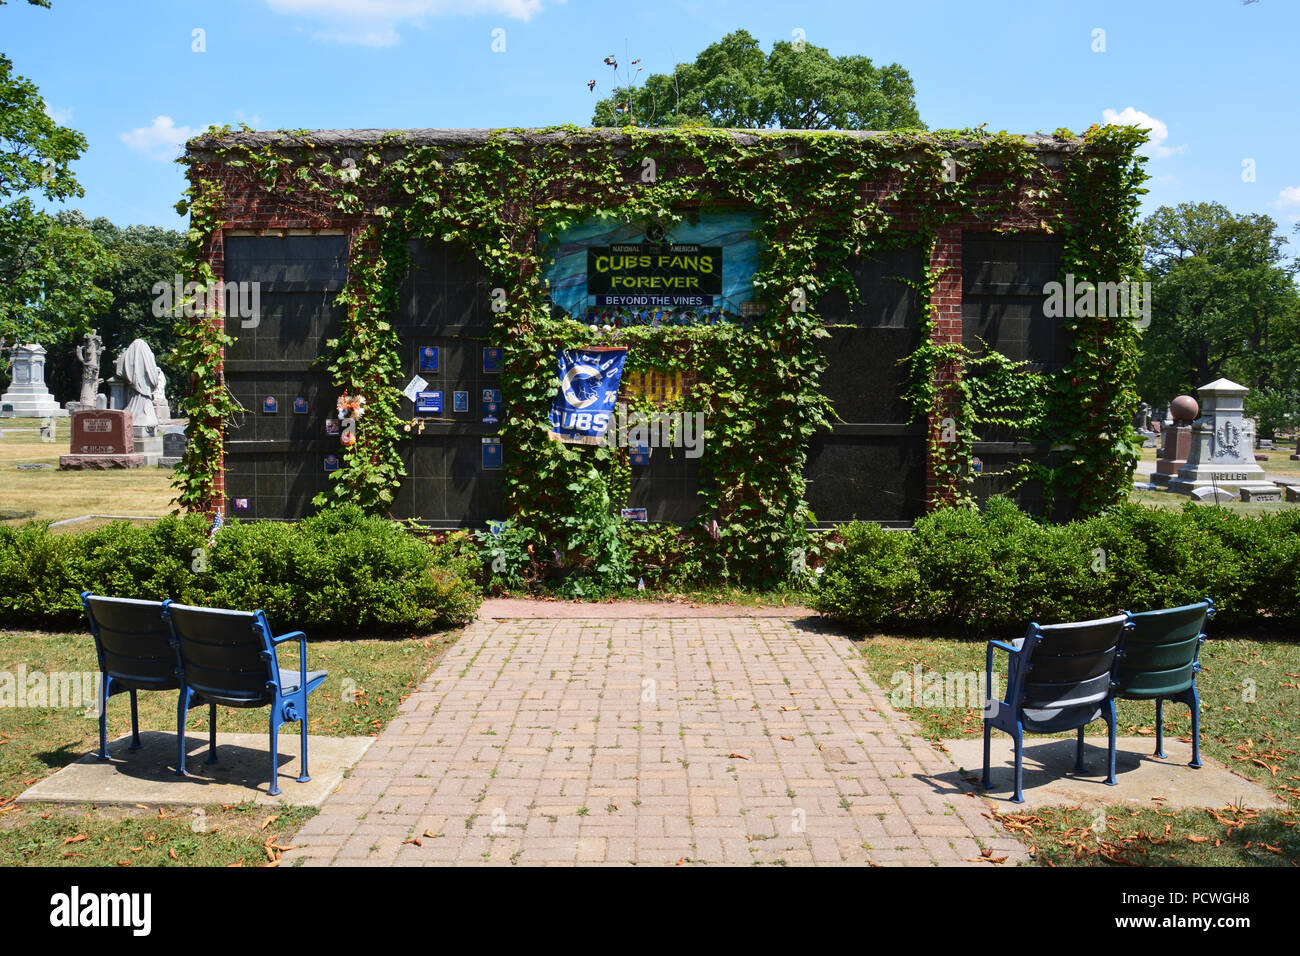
left=1170, top=395, right=1199, bottom=423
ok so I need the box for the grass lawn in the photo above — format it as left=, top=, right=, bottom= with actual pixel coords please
left=858, top=633, right=1300, bottom=865
left=0, top=626, right=461, bottom=866
left=0, top=418, right=177, bottom=525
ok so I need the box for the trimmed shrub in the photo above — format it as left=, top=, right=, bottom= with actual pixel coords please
left=814, top=498, right=1300, bottom=634
left=0, top=506, right=480, bottom=632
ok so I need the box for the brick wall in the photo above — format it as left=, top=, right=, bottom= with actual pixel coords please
left=190, top=134, right=1080, bottom=518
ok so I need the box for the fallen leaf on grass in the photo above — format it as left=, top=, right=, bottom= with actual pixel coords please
left=168, top=847, right=178, bottom=860
left=260, top=814, right=279, bottom=830
left=62, top=834, right=88, bottom=845
left=728, top=753, right=749, bottom=760
left=423, top=829, right=440, bottom=839
left=403, top=838, right=423, bottom=847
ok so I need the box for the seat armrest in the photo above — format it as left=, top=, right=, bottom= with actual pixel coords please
left=270, top=630, right=308, bottom=698
left=985, top=640, right=1020, bottom=716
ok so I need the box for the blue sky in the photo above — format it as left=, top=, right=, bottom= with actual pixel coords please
left=6, top=0, right=1298, bottom=250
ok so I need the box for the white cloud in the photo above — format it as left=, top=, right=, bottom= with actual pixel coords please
left=1272, top=186, right=1300, bottom=224
left=120, top=116, right=201, bottom=161
left=1101, top=107, right=1186, bottom=159
left=1271, top=185, right=1300, bottom=209
left=266, top=0, right=548, bottom=46
left=43, top=103, right=74, bottom=125
left=121, top=112, right=267, bottom=160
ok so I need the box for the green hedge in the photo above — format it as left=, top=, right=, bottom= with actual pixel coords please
left=0, top=506, right=481, bottom=632
left=813, top=498, right=1300, bottom=633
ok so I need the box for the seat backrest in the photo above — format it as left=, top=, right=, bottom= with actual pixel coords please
left=82, top=592, right=178, bottom=689
left=1016, top=613, right=1130, bottom=712
left=1115, top=599, right=1212, bottom=698
left=163, top=602, right=279, bottom=706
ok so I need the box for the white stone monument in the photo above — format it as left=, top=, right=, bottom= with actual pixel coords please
left=112, top=338, right=165, bottom=463
left=1167, top=378, right=1281, bottom=500
left=1, top=344, right=67, bottom=418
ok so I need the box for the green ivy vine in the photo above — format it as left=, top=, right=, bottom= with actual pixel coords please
left=175, top=123, right=1147, bottom=580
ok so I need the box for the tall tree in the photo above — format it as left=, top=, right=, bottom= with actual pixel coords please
left=1137, top=202, right=1299, bottom=403
left=591, top=30, right=923, bottom=130
left=41, top=213, right=184, bottom=404
left=0, top=0, right=111, bottom=358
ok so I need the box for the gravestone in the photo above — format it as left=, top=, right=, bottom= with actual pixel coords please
left=1239, top=486, right=1281, bottom=503
left=58, top=409, right=147, bottom=469
left=1190, top=486, right=1235, bottom=503
left=1149, top=394, right=1197, bottom=489
left=39, top=417, right=55, bottom=442
left=1, top=344, right=67, bottom=418
left=1166, top=379, right=1281, bottom=499
left=158, top=430, right=187, bottom=468
left=0, top=403, right=12, bottom=419
left=94, top=393, right=108, bottom=410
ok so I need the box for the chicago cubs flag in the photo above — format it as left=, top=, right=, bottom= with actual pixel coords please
left=548, top=347, right=628, bottom=445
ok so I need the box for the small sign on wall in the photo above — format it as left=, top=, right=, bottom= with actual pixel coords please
left=453, top=390, right=469, bottom=413
left=419, top=346, right=439, bottom=373
left=324, top=454, right=340, bottom=472
left=482, top=437, right=502, bottom=470
left=483, top=347, right=502, bottom=374
left=620, top=507, right=648, bottom=522
left=233, top=497, right=251, bottom=513
left=293, top=398, right=308, bottom=414
left=325, top=418, right=340, bottom=436
left=629, top=445, right=651, bottom=467
left=416, top=390, right=442, bottom=414
left=263, top=396, right=278, bottom=414
left=481, top=388, right=502, bottom=423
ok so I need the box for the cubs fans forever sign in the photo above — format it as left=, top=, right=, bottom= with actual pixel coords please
left=587, top=244, right=722, bottom=308
left=548, top=348, right=627, bottom=445
left=540, top=211, right=760, bottom=326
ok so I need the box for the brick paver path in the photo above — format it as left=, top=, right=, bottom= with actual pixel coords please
left=285, top=617, right=1026, bottom=866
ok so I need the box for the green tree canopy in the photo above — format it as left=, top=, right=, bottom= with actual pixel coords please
left=590, top=29, right=923, bottom=130
left=1137, top=201, right=1300, bottom=404
left=0, top=0, right=112, bottom=354
left=41, top=211, right=185, bottom=404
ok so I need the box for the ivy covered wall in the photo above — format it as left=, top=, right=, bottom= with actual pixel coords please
left=174, top=124, right=1148, bottom=585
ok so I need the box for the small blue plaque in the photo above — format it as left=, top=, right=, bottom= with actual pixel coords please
left=483, top=347, right=502, bottom=374
left=453, top=390, right=469, bottom=413
left=629, top=445, right=651, bottom=467
left=233, top=497, right=251, bottom=512
left=293, top=397, right=308, bottom=414
left=324, top=454, right=340, bottom=473
left=620, top=507, right=648, bottom=522
left=262, top=396, right=277, bottom=414
left=481, top=388, right=502, bottom=423
left=325, top=418, right=340, bottom=436
left=419, top=346, right=439, bottom=373
left=416, top=390, right=443, bottom=414
left=482, top=438, right=502, bottom=470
